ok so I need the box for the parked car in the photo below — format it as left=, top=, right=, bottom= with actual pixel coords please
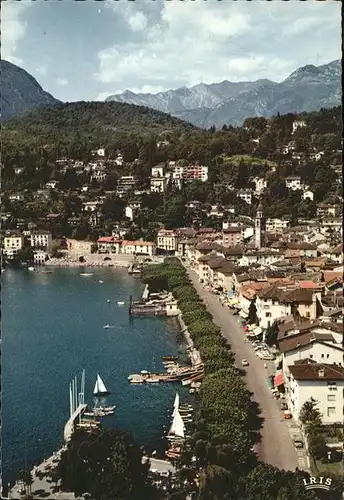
left=242, top=359, right=249, bottom=366
left=293, top=439, right=304, bottom=448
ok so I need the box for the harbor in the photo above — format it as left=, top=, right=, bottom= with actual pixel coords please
left=2, top=267, right=190, bottom=488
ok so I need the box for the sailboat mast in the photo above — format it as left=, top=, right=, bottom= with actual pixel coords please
left=74, top=376, right=78, bottom=410
left=69, top=383, right=73, bottom=417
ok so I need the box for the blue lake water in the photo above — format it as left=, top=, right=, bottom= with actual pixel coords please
left=2, top=267, right=189, bottom=485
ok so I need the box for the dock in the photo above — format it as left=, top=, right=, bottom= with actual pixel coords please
left=63, top=403, right=87, bottom=442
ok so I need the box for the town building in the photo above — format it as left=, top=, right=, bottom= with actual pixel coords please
left=117, top=176, right=137, bottom=197
left=3, top=233, right=24, bottom=259
left=157, top=229, right=179, bottom=253
left=285, top=176, right=302, bottom=190
left=302, top=190, right=314, bottom=201
left=292, top=120, right=307, bottom=133
left=287, top=362, right=344, bottom=425
left=121, top=240, right=155, bottom=256
left=237, top=189, right=253, bottom=205
left=222, top=226, right=243, bottom=247
left=265, top=218, right=290, bottom=233
left=172, top=164, right=208, bottom=188
left=30, top=231, right=53, bottom=251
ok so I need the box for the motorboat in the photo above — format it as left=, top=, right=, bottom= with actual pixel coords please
left=107, top=300, right=111, bottom=303
left=28, top=267, right=35, bottom=271
left=99, top=280, right=104, bottom=284
left=80, top=273, right=93, bottom=277
left=117, top=301, right=125, bottom=306
left=103, top=325, right=110, bottom=329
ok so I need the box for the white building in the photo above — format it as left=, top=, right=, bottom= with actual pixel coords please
left=172, top=165, right=208, bottom=187
left=287, top=362, right=344, bottom=425
left=30, top=231, right=53, bottom=251
left=237, top=189, right=253, bottom=205
left=280, top=333, right=344, bottom=384
left=252, top=177, right=268, bottom=195
left=255, top=285, right=292, bottom=330
left=292, top=120, right=307, bottom=134
left=117, top=176, right=137, bottom=197
left=265, top=218, right=290, bottom=233
left=150, top=177, right=166, bottom=193
left=82, top=201, right=103, bottom=212
left=3, top=233, right=24, bottom=259
left=157, top=229, right=179, bottom=253
left=151, top=166, right=164, bottom=177
left=121, top=240, right=155, bottom=256
left=302, top=190, right=314, bottom=201
left=285, top=176, right=302, bottom=190
left=34, top=251, right=48, bottom=265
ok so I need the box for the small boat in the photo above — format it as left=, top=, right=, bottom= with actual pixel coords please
left=103, top=325, right=110, bottom=329
left=162, top=356, right=178, bottom=362
left=80, top=273, right=93, bottom=277
left=28, top=267, right=35, bottom=271
left=99, top=280, right=104, bottom=284
left=147, top=378, right=160, bottom=383
left=117, top=301, right=125, bottom=306
left=107, top=300, right=111, bottom=303
left=93, top=373, right=111, bottom=397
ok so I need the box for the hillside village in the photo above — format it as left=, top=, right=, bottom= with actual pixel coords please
left=2, top=106, right=343, bottom=471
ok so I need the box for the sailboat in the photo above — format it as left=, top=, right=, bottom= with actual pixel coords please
left=167, top=408, right=185, bottom=439
left=93, top=373, right=111, bottom=397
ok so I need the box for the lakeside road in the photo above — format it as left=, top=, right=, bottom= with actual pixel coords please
left=186, top=268, right=299, bottom=472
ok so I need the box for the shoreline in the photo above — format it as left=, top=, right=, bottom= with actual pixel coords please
left=44, top=258, right=128, bottom=268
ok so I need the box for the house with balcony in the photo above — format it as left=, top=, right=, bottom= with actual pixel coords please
left=287, top=362, right=344, bottom=425
left=116, top=176, right=137, bottom=197
left=157, top=229, right=179, bottom=254
left=30, top=231, right=53, bottom=251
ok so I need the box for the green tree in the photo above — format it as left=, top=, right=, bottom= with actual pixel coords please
left=55, top=428, right=157, bottom=500
left=300, top=398, right=322, bottom=429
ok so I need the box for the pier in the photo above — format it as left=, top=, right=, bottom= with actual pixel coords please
left=64, top=403, right=88, bottom=442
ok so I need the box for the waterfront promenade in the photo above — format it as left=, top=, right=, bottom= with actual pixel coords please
left=186, top=267, right=299, bottom=472
left=8, top=450, right=81, bottom=500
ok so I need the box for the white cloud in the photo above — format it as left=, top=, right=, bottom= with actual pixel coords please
left=105, top=1, right=148, bottom=32
left=95, top=1, right=341, bottom=94
left=36, top=65, right=48, bottom=77
left=1, top=1, right=32, bottom=65
left=57, top=78, right=68, bottom=86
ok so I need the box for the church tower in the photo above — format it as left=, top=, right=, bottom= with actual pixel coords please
left=255, top=200, right=264, bottom=249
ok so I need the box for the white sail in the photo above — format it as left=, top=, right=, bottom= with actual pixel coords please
left=94, top=373, right=110, bottom=395
left=93, top=379, right=99, bottom=395
left=168, top=409, right=185, bottom=438
left=172, top=392, right=180, bottom=417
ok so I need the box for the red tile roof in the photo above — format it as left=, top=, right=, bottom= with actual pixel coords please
left=122, top=240, right=154, bottom=246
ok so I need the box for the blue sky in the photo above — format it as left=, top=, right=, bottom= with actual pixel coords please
left=2, top=0, right=341, bottom=102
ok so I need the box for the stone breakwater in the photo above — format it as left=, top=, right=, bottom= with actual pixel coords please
left=45, top=257, right=128, bottom=268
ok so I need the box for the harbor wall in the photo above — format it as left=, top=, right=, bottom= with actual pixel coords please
left=177, top=314, right=202, bottom=368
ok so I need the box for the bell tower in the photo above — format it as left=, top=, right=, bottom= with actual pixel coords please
left=255, top=200, right=264, bottom=249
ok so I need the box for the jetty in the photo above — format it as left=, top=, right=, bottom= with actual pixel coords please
left=64, top=403, right=88, bottom=442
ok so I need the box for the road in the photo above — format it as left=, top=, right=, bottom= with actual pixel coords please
left=187, top=268, right=299, bottom=472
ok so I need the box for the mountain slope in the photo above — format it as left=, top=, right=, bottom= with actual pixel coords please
left=1, top=60, right=60, bottom=121
left=3, top=101, right=196, bottom=146
left=105, top=60, right=341, bottom=128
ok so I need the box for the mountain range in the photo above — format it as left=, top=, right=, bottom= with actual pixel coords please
left=105, top=60, right=341, bottom=128
left=1, top=60, right=60, bottom=121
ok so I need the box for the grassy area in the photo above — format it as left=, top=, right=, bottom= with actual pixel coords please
left=311, top=457, right=343, bottom=479
left=220, top=154, right=276, bottom=167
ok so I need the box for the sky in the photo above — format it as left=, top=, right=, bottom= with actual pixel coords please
left=2, top=0, right=341, bottom=102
